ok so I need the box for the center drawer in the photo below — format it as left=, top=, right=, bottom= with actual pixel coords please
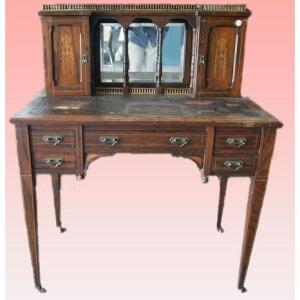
left=84, top=130, right=206, bottom=156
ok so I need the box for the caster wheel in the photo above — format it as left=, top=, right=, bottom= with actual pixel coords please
left=76, top=174, right=85, bottom=181
left=60, top=227, right=67, bottom=233
left=217, top=226, right=224, bottom=233
left=36, top=286, right=47, bottom=293
left=201, top=176, right=208, bottom=184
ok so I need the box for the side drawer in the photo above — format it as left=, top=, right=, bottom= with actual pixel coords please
left=211, top=156, right=257, bottom=176
left=213, top=127, right=261, bottom=155
left=30, top=127, right=76, bottom=152
left=32, top=154, right=76, bottom=170
left=84, top=131, right=206, bottom=155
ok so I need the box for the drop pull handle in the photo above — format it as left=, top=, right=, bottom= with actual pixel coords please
left=226, top=138, right=247, bottom=148
left=169, top=137, right=189, bottom=147
left=42, top=135, right=64, bottom=146
left=44, top=157, right=64, bottom=168
left=99, top=136, right=120, bottom=146
left=224, top=160, right=244, bottom=171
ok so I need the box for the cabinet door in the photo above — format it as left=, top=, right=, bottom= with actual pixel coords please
left=196, top=17, right=247, bottom=97
left=43, top=16, right=90, bottom=96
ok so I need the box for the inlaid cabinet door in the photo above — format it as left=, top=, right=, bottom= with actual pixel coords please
left=42, top=16, right=90, bottom=96
left=196, top=17, right=247, bottom=97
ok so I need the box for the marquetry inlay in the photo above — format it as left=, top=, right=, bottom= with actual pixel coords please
left=60, top=33, right=75, bottom=84
left=214, top=37, right=227, bottom=80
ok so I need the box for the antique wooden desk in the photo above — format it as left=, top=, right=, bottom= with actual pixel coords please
left=10, top=4, right=282, bottom=293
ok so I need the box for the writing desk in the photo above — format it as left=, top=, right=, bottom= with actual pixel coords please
left=11, top=93, right=282, bottom=292
left=10, top=2, right=284, bottom=294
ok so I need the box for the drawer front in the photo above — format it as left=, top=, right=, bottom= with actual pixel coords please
left=211, top=157, right=257, bottom=175
left=30, top=127, right=76, bottom=152
left=213, top=127, right=260, bottom=155
left=32, top=154, right=76, bottom=170
left=84, top=131, right=206, bottom=155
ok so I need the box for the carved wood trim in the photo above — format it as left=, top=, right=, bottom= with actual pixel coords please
left=123, top=27, right=129, bottom=94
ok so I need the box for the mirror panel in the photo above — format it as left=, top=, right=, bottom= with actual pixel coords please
left=128, top=23, right=158, bottom=83
left=162, top=23, right=186, bottom=83
left=99, top=22, right=124, bottom=83
left=99, top=21, right=188, bottom=85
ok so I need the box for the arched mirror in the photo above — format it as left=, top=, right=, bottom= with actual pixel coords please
left=128, top=20, right=158, bottom=83
left=99, top=21, right=124, bottom=83
left=162, top=22, right=187, bottom=83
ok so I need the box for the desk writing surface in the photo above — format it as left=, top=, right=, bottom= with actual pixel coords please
left=11, top=93, right=282, bottom=127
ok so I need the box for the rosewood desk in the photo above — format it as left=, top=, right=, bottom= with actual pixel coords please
left=10, top=2, right=283, bottom=294
left=10, top=93, right=282, bottom=293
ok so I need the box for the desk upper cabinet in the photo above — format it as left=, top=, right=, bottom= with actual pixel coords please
left=196, top=16, right=247, bottom=96
left=40, top=4, right=250, bottom=96
left=42, top=16, right=91, bottom=95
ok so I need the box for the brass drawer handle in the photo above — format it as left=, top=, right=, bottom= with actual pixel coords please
left=42, top=135, right=64, bottom=146
left=44, top=157, right=64, bottom=168
left=224, top=160, right=244, bottom=171
left=169, top=137, right=189, bottom=147
left=226, top=137, right=247, bottom=148
left=99, top=136, right=120, bottom=146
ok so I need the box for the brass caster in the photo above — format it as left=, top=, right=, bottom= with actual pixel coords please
left=217, top=225, right=224, bottom=233
left=76, top=174, right=85, bottom=181
left=239, top=286, right=247, bottom=293
left=36, top=285, right=47, bottom=293
left=202, top=176, right=208, bottom=184
left=59, top=227, right=67, bottom=233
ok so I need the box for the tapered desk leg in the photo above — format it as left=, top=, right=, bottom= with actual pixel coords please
left=238, top=177, right=268, bottom=293
left=238, top=127, right=276, bottom=292
left=21, top=174, right=46, bottom=293
left=217, top=176, right=228, bottom=233
left=51, top=174, right=66, bottom=233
